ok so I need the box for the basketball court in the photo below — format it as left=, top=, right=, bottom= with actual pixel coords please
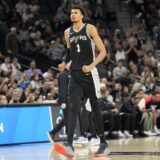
left=0, top=136, right=159, bottom=160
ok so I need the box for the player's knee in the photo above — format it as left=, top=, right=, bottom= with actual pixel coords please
left=69, top=98, right=81, bottom=112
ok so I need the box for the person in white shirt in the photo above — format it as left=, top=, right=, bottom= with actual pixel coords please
left=115, top=43, right=126, bottom=62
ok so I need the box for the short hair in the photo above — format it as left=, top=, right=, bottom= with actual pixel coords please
left=71, top=5, right=85, bottom=17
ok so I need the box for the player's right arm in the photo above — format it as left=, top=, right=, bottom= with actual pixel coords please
left=58, top=28, right=70, bottom=71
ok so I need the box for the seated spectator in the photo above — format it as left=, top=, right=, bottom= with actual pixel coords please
left=30, top=73, right=43, bottom=89
left=114, top=43, right=126, bottom=62
left=43, top=68, right=55, bottom=80
left=145, top=91, right=160, bottom=134
left=0, top=77, right=10, bottom=95
left=19, top=83, right=31, bottom=103
left=18, top=73, right=30, bottom=89
left=125, top=33, right=139, bottom=63
left=28, top=0, right=40, bottom=14
left=22, top=7, right=34, bottom=24
left=11, top=57, right=22, bottom=80
left=113, top=60, right=129, bottom=85
left=15, top=0, right=28, bottom=15
left=141, top=66, right=154, bottom=79
left=120, top=93, right=142, bottom=136
left=98, top=87, right=125, bottom=138
left=0, top=94, right=8, bottom=104
left=24, top=60, right=43, bottom=79
left=39, top=80, right=51, bottom=98
left=143, top=76, right=155, bottom=95
left=129, top=62, right=141, bottom=83
left=11, top=57, right=21, bottom=74
left=9, top=88, right=22, bottom=104
left=1, top=56, right=12, bottom=74
left=47, top=38, right=65, bottom=66
left=137, top=89, right=156, bottom=136
left=23, top=90, right=37, bottom=103
left=112, top=83, right=123, bottom=107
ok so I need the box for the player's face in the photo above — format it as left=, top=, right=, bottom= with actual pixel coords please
left=70, top=9, right=83, bottom=23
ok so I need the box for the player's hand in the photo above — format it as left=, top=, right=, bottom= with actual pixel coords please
left=58, top=62, right=66, bottom=72
left=61, top=103, right=66, bottom=109
left=82, top=65, right=93, bottom=73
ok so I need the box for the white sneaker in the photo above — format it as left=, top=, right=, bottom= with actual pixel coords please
left=153, top=126, right=160, bottom=135
left=147, top=130, right=157, bottom=136
left=143, top=131, right=150, bottom=136
left=118, top=131, right=125, bottom=138
left=124, top=131, right=133, bottom=138
left=89, top=138, right=100, bottom=146
left=73, top=136, right=89, bottom=144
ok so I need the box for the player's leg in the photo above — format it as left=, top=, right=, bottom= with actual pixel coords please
left=54, top=76, right=83, bottom=157
left=48, top=119, right=65, bottom=143
left=82, top=69, right=111, bottom=156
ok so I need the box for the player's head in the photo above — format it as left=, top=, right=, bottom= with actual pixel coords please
left=70, top=5, right=85, bottom=23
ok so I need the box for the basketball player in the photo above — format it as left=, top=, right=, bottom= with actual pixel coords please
left=47, top=68, right=70, bottom=143
left=55, top=5, right=110, bottom=158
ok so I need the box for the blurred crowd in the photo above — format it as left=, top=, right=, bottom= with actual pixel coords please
left=0, top=0, right=160, bottom=136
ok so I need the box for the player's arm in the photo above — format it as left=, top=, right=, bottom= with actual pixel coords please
left=88, top=24, right=107, bottom=68
left=58, top=28, right=71, bottom=71
left=82, top=24, right=107, bottom=73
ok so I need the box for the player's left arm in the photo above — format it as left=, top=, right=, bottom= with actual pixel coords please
left=82, top=24, right=107, bottom=73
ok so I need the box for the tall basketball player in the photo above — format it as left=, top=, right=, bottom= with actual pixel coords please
left=55, top=5, right=111, bottom=158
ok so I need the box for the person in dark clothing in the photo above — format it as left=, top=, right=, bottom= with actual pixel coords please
left=5, top=27, right=20, bottom=55
left=120, top=94, right=141, bottom=136
left=47, top=69, right=70, bottom=142
left=98, top=88, right=125, bottom=138
left=56, top=5, right=110, bottom=158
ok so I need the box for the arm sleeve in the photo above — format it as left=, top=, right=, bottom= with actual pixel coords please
left=62, top=48, right=70, bottom=63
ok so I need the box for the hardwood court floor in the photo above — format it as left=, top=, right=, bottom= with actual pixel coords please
left=0, top=137, right=160, bottom=160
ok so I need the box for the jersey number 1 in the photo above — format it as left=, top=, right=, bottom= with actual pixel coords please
left=76, top=44, right=80, bottom=52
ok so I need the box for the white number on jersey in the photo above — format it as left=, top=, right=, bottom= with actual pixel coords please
left=76, top=44, right=80, bottom=52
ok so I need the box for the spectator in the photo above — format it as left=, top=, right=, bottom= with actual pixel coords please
left=9, top=88, right=22, bottom=104
left=39, top=80, right=51, bottom=98
left=120, top=93, right=141, bottom=136
left=137, top=89, right=156, bottom=136
left=30, top=73, right=43, bottom=89
left=114, top=43, right=126, bottom=62
left=113, top=60, right=129, bottom=85
left=11, top=57, right=22, bottom=78
left=24, top=60, right=43, bottom=79
left=0, top=94, right=8, bottom=104
left=19, top=83, right=31, bottom=103
left=125, top=33, right=139, bottom=63
left=5, top=27, right=20, bottom=54
left=23, top=90, right=37, bottom=103
left=15, top=0, right=28, bottom=15
left=145, top=91, right=160, bottom=134
left=22, top=7, right=34, bottom=24
left=1, top=56, right=12, bottom=74
left=47, top=38, right=65, bottom=66
left=98, top=87, right=125, bottom=138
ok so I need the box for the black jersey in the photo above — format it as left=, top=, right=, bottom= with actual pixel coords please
left=69, top=24, right=95, bottom=70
